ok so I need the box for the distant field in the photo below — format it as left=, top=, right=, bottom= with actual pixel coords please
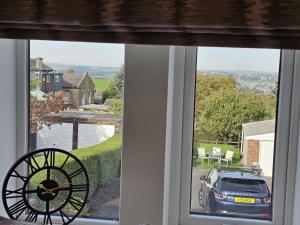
left=92, top=78, right=112, bottom=92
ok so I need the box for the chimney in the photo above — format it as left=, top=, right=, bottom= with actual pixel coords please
left=36, top=57, right=43, bottom=70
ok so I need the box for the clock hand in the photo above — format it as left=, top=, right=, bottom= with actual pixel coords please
left=38, top=184, right=48, bottom=191
left=42, top=191, right=55, bottom=196
left=39, top=184, right=56, bottom=195
left=47, top=187, right=59, bottom=192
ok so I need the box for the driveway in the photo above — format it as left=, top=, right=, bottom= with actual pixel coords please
left=84, top=167, right=273, bottom=218
left=191, top=167, right=210, bottom=213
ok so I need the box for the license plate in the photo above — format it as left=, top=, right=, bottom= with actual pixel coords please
left=234, top=197, right=255, bottom=204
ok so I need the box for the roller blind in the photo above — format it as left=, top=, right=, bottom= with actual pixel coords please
left=1, top=0, right=300, bottom=48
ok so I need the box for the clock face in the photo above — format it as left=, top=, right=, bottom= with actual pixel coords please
left=2, top=148, right=89, bottom=225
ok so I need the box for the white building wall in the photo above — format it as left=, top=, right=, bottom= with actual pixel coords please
left=259, top=140, right=274, bottom=177
left=0, top=39, right=17, bottom=216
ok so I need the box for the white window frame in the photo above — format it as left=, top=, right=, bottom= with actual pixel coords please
left=35, top=72, right=40, bottom=79
left=164, top=47, right=299, bottom=225
left=16, top=40, right=120, bottom=225
left=54, top=75, right=60, bottom=82
left=14, top=41, right=300, bottom=225
left=46, top=74, right=51, bottom=83
left=16, top=41, right=172, bottom=225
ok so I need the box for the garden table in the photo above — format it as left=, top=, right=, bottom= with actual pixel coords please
left=209, top=152, right=224, bottom=165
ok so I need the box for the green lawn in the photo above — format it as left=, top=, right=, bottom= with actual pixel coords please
left=193, top=142, right=241, bottom=168
left=92, top=78, right=112, bottom=92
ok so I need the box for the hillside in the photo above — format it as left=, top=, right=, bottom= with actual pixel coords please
left=48, top=63, right=120, bottom=80
left=200, top=70, right=278, bottom=94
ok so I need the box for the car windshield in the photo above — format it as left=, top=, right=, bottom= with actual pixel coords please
left=219, top=178, right=269, bottom=194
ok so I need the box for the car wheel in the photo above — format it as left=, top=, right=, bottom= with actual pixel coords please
left=208, top=202, right=215, bottom=215
left=198, top=188, right=206, bottom=208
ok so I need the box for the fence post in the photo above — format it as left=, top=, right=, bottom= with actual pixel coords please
left=72, top=120, right=79, bottom=150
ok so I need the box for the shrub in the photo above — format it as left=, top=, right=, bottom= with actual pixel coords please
left=29, top=133, right=122, bottom=215
left=68, top=133, right=122, bottom=192
left=111, top=103, right=123, bottom=116
left=104, top=98, right=123, bottom=107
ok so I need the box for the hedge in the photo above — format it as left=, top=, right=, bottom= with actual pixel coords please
left=66, top=132, right=122, bottom=192
left=28, top=133, right=122, bottom=213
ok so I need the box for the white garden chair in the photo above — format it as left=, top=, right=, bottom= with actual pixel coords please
left=197, top=147, right=210, bottom=165
left=221, top=150, right=234, bottom=166
left=210, top=147, right=222, bottom=164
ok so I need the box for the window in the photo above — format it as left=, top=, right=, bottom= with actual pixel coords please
left=28, top=40, right=125, bottom=223
left=164, top=47, right=298, bottom=225
left=54, top=75, right=59, bottom=82
left=35, top=72, right=40, bottom=79
left=8, top=41, right=299, bottom=225
left=190, top=47, right=280, bottom=221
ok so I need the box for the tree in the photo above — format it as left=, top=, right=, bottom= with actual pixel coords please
left=194, top=74, right=237, bottom=132
left=30, top=93, right=68, bottom=133
left=200, top=89, right=274, bottom=142
left=102, top=65, right=124, bottom=101
left=29, top=93, right=68, bottom=150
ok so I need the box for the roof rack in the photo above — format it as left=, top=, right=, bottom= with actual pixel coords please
left=214, top=165, right=262, bottom=175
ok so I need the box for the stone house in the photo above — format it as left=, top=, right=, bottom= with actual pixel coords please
left=30, top=57, right=63, bottom=94
left=63, top=69, right=96, bottom=106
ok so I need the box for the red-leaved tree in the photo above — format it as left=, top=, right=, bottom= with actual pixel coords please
left=30, top=93, right=68, bottom=150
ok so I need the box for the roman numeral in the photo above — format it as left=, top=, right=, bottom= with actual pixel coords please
left=69, top=197, right=83, bottom=211
left=61, top=155, right=70, bottom=169
left=11, top=170, right=27, bottom=182
left=59, top=210, right=71, bottom=224
left=69, top=168, right=84, bottom=178
left=25, top=155, right=40, bottom=173
left=72, top=184, right=87, bottom=192
left=8, top=199, right=27, bottom=219
left=44, top=150, right=55, bottom=167
left=25, top=210, right=39, bottom=222
left=5, top=188, right=23, bottom=199
left=44, top=214, right=52, bottom=225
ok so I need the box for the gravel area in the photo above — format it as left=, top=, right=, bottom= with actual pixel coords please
left=86, top=178, right=120, bottom=220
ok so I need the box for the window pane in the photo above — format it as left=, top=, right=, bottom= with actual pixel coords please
left=28, top=40, right=124, bottom=221
left=190, top=47, right=280, bottom=220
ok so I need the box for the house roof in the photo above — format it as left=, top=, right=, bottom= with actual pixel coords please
left=30, top=58, right=53, bottom=71
left=63, top=70, right=89, bottom=88
left=242, top=119, right=275, bottom=137
left=246, top=132, right=274, bottom=141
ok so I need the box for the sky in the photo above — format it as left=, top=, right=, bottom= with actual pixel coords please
left=197, top=47, right=280, bottom=72
left=30, top=40, right=281, bottom=72
left=30, top=40, right=125, bottom=67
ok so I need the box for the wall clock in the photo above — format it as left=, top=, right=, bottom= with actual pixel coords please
left=2, top=148, right=89, bottom=225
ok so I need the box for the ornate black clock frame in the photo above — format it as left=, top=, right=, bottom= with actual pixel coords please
left=2, top=148, right=89, bottom=225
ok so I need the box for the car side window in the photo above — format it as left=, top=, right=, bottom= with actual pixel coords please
left=207, top=169, right=214, bottom=184
left=210, top=170, right=218, bottom=186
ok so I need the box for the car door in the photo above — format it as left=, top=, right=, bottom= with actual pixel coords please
left=202, top=169, right=215, bottom=206
left=207, top=170, right=219, bottom=206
